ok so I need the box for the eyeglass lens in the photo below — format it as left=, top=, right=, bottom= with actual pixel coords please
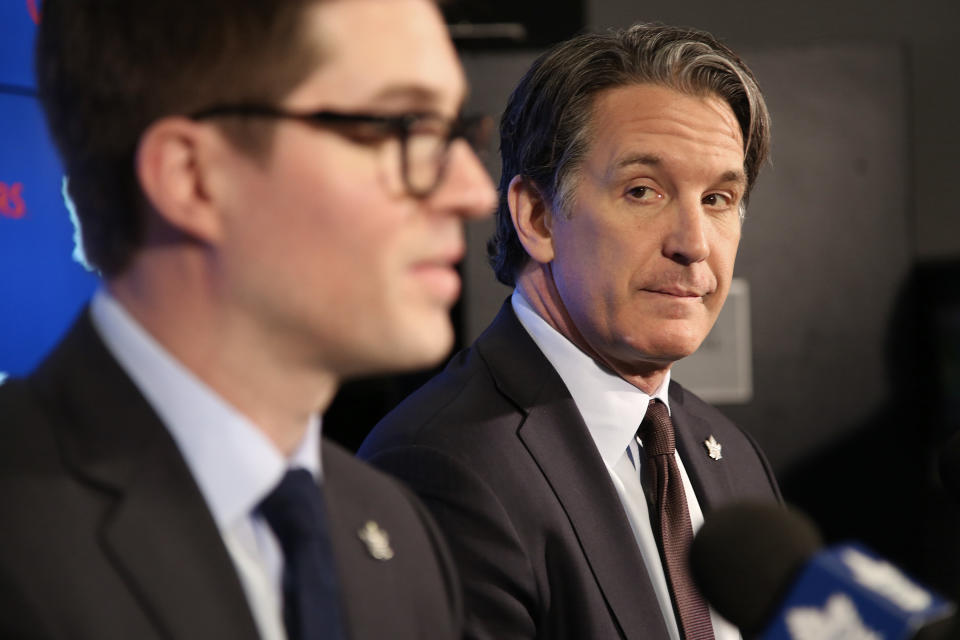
left=403, top=116, right=493, bottom=196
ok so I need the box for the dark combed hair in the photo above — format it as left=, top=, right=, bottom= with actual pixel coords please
left=35, top=0, right=320, bottom=277
left=487, top=23, right=772, bottom=286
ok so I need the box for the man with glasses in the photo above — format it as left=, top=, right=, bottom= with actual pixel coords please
left=0, top=0, right=495, bottom=638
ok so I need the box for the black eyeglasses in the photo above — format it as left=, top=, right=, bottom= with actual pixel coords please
left=190, top=104, right=493, bottom=198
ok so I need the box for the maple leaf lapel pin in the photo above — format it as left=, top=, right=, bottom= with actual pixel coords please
left=704, top=435, right=723, bottom=461
left=358, top=520, right=394, bottom=561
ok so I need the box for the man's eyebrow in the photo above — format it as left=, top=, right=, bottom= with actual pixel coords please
left=615, top=155, right=747, bottom=187
left=719, top=169, right=748, bottom=186
left=366, top=84, right=463, bottom=113
left=615, top=153, right=662, bottom=170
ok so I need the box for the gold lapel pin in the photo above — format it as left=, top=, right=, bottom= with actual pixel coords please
left=704, top=435, right=723, bottom=461
left=358, top=521, right=394, bottom=561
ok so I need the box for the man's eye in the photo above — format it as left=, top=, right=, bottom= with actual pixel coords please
left=341, top=122, right=396, bottom=143
left=627, top=186, right=660, bottom=201
left=703, top=193, right=734, bottom=208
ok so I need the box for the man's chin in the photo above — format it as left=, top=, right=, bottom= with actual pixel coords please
left=376, top=320, right=455, bottom=373
left=651, top=321, right=714, bottom=360
left=654, top=342, right=706, bottom=365
left=622, top=337, right=708, bottom=371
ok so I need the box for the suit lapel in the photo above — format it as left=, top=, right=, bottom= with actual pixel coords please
left=477, top=302, right=671, bottom=640
left=670, top=383, right=735, bottom=515
left=34, top=312, right=260, bottom=640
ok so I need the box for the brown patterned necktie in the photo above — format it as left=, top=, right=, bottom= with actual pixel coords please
left=640, top=399, right=716, bottom=640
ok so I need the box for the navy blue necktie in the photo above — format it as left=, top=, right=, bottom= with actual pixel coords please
left=259, top=469, right=346, bottom=640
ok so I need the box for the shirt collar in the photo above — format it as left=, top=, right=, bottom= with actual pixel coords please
left=89, top=289, right=322, bottom=532
left=510, top=289, right=671, bottom=467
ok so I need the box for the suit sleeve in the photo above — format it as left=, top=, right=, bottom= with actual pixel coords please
left=367, top=445, right=540, bottom=640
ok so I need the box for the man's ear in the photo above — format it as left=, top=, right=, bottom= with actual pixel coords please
left=135, top=117, right=223, bottom=243
left=507, top=175, right=555, bottom=264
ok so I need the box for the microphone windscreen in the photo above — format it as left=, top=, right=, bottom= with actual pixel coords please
left=690, top=502, right=822, bottom=635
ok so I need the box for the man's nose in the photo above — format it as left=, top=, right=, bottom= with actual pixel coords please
left=662, top=198, right=710, bottom=265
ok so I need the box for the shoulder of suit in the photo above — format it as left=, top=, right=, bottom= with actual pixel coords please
left=0, top=377, right=55, bottom=445
left=323, top=439, right=423, bottom=503
left=0, top=376, right=75, bottom=499
left=360, top=345, right=496, bottom=448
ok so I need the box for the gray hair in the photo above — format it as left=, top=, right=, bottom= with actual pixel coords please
left=488, top=23, right=771, bottom=286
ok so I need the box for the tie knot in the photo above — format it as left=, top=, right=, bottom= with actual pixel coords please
left=259, top=468, right=327, bottom=554
left=640, top=399, right=675, bottom=457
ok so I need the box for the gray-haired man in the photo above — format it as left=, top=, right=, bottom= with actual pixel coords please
left=361, top=23, right=781, bottom=640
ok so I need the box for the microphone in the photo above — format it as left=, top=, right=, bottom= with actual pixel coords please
left=689, top=503, right=956, bottom=639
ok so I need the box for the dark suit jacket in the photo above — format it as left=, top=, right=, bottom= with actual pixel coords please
left=359, top=301, right=781, bottom=640
left=0, top=311, right=460, bottom=640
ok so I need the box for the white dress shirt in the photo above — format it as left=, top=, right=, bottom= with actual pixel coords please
left=91, top=289, right=320, bottom=640
left=511, top=290, right=739, bottom=640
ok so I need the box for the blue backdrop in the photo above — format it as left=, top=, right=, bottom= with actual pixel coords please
left=1, top=0, right=99, bottom=378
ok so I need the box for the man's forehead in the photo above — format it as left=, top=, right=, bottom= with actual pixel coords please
left=590, top=86, right=743, bottom=153
left=611, top=152, right=747, bottom=185
left=593, top=84, right=742, bottom=136
left=289, top=0, right=466, bottom=112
